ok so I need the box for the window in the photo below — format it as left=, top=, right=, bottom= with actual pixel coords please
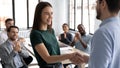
left=0, top=0, right=39, bottom=30
left=14, top=0, right=27, bottom=29
left=69, top=0, right=96, bottom=34
left=0, top=0, right=12, bottom=30
left=28, top=0, right=38, bottom=27
left=69, top=0, right=75, bottom=30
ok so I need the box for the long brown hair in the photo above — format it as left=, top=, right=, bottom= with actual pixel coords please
left=32, top=2, right=52, bottom=31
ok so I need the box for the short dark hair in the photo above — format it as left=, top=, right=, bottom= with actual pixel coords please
left=78, top=24, right=83, bottom=27
left=105, top=0, right=120, bottom=13
left=7, top=26, right=19, bottom=32
left=5, top=18, right=14, bottom=24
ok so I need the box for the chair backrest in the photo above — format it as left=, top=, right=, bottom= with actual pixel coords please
left=0, top=61, right=1, bottom=68
left=0, top=58, right=3, bottom=68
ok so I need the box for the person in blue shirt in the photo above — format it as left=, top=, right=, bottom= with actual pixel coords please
left=72, top=24, right=92, bottom=68
left=73, top=24, right=92, bottom=54
left=88, top=0, right=120, bottom=68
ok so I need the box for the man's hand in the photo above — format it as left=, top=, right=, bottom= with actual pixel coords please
left=70, top=52, right=89, bottom=65
left=70, top=52, right=85, bottom=65
left=18, top=37, right=25, bottom=43
left=13, top=41, right=21, bottom=52
left=75, top=32, right=81, bottom=40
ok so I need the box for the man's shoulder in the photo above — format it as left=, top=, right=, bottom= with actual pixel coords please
left=0, top=40, right=8, bottom=46
left=85, top=34, right=92, bottom=38
left=0, top=41, right=8, bottom=50
left=0, top=30, right=7, bottom=36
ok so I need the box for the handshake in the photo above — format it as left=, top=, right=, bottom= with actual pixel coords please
left=69, top=49, right=89, bottom=65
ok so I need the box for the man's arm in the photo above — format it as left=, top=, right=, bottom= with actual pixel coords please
left=88, top=30, right=112, bottom=68
left=0, top=45, right=16, bottom=64
left=14, top=40, right=29, bottom=58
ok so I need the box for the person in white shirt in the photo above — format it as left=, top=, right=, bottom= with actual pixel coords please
left=0, top=18, right=14, bottom=45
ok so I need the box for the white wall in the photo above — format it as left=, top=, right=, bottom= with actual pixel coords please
left=41, top=0, right=69, bottom=36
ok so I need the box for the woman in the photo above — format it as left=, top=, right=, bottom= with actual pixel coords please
left=30, top=2, right=86, bottom=68
left=59, top=23, right=73, bottom=45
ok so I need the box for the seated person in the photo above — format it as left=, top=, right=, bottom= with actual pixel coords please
left=0, top=18, right=25, bottom=45
left=71, top=24, right=92, bottom=53
left=0, top=18, right=14, bottom=45
left=0, top=26, right=33, bottom=68
left=59, top=23, right=73, bottom=68
left=71, top=24, right=92, bottom=68
left=59, top=23, right=73, bottom=45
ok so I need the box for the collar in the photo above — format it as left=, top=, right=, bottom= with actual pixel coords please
left=8, top=39, right=14, bottom=46
left=7, top=39, right=18, bottom=46
left=100, top=16, right=119, bottom=27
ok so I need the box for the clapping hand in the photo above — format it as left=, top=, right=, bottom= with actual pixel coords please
left=13, top=41, right=21, bottom=52
left=75, top=32, right=81, bottom=40
left=64, top=33, right=67, bottom=39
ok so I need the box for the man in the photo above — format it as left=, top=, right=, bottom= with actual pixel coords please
left=73, top=24, right=92, bottom=54
left=0, top=18, right=14, bottom=45
left=88, top=0, right=120, bottom=68
left=0, top=26, right=32, bottom=68
left=71, top=24, right=92, bottom=68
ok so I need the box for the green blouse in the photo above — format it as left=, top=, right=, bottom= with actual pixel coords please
left=30, top=29, right=60, bottom=66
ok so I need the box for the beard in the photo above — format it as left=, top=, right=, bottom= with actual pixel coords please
left=9, top=36, right=17, bottom=41
left=10, top=38, right=16, bottom=41
left=96, top=12, right=101, bottom=19
left=96, top=6, right=101, bottom=20
left=80, top=31, right=86, bottom=36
